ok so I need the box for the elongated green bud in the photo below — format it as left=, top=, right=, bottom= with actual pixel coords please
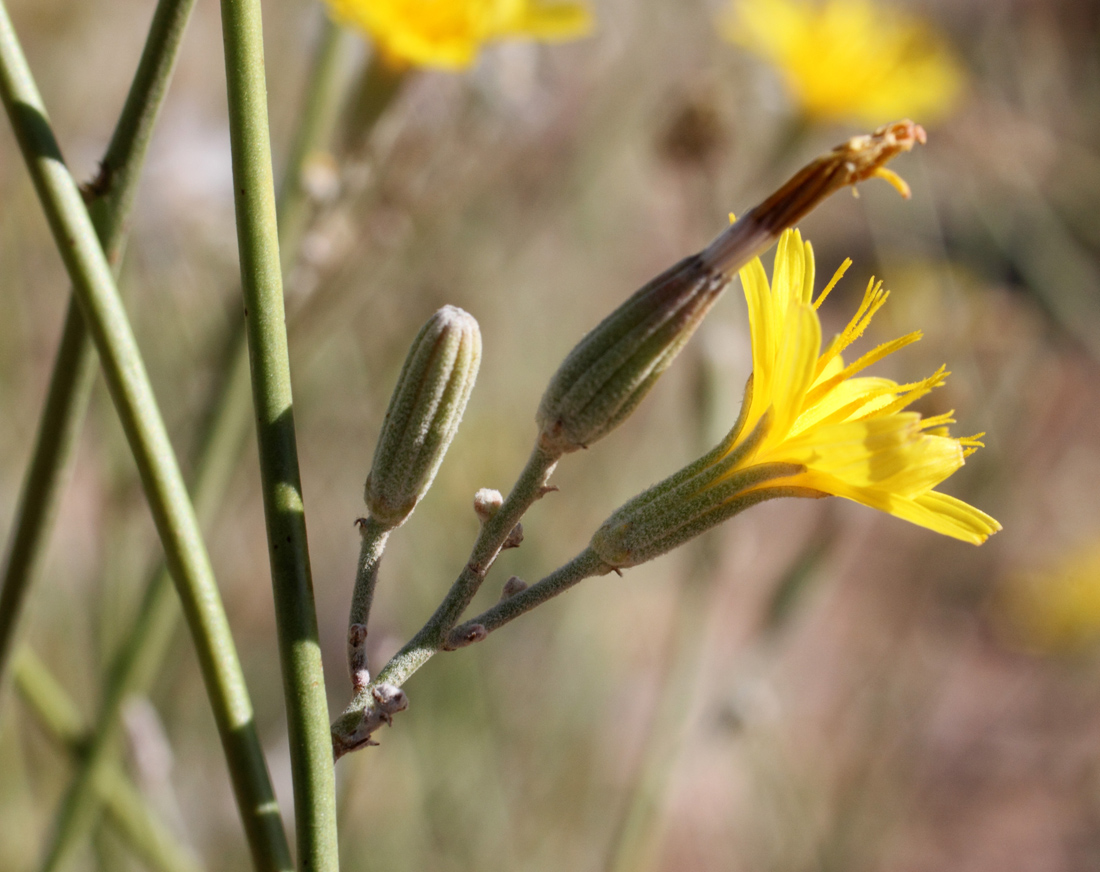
left=536, top=120, right=926, bottom=456
left=536, top=254, right=732, bottom=455
left=365, top=306, right=481, bottom=527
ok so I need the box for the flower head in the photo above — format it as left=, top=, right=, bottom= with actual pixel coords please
left=591, top=230, right=999, bottom=569
left=726, top=230, right=998, bottom=543
left=326, top=0, right=593, bottom=70
left=720, top=0, right=963, bottom=126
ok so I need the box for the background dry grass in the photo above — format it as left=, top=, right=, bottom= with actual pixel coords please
left=4, top=0, right=1100, bottom=870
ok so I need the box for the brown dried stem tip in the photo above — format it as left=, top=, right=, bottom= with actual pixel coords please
left=701, top=120, right=926, bottom=272
left=752, top=120, right=927, bottom=232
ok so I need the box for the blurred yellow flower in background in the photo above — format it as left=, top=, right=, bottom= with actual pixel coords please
left=996, top=543, right=1100, bottom=654
left=728, top=229, right=998, bottom=543
left=326, top=0, right=593, bottom=69
left=720, top=0, right=964, bottom=125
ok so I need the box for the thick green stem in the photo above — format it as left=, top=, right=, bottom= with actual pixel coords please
left=0, top=0, right=194, bottom=700
left=219, top=1, right=338, bottom=869
left=331, top=443, right=560, bottom=757
left=0, top=5, right=290, bottom=871
left=13, top=649, right=204, bottom=872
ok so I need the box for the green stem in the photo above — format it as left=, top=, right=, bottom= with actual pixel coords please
left=347, top=517, right=391, bottom=688
left=445, top=548, right=609, bottom=647
left=0, top=6, right=291, bottom=872
left=13, top=649, right=205, bottom=872
left=331, top=443, right=560, bottom=757
left=0, top=0, right=195, bottom=700
left=219, top=1, right=338, bottom=870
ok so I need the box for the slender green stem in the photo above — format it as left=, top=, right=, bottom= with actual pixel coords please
left=0, top=6, right=291, bottom=872
left=347, top=517, right=391, bottom=688
left=0, top=0, right=195, bottom=699
left=13, top=649, right=205, bottom=872
left=331, top=443, right=560, bottom=757
left=445, top=548, right=609, bottom=648
left=219, top=1, right=338, bottom=869
left=37, top=320, right=256, bottom=872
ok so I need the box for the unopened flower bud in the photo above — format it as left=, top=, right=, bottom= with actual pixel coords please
left=536, top=254, right=729, bottom=455
left=473, top=488, right=503, bottom=522
left=365, top=306, right=481, bottom=527
left=537, top=120, right=925, bottom=456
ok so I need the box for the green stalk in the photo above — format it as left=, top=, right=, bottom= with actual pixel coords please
left=347, top=517, right=391, bottom=688
left=0, top=0, right=194, bottom=699
left=13, top=649, right=205, bottom=872
left=219, top=2, right=338, bottom=869
left=443, top=548, right=608, bottom=648
left=0, top=5, right=291, bottom=871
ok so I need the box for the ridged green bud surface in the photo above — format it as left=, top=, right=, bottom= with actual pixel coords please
left=365, top=305, right=481, bottom=527
left=536, top=254, right=729, bottom=455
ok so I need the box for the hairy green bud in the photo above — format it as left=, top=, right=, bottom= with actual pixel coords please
left=536, top=254, right=733, bottom=455
left=365, top=305, right=481, bottom=527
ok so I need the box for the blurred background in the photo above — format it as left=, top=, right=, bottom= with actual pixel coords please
left=3, top=0, right=1100, bottom=869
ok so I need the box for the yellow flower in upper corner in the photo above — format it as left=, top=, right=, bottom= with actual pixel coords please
left=326, top=0, right=593, bottom=70
left=727, top=229, right=999, bottom=544
left=720, top=0, right=964, bottom=126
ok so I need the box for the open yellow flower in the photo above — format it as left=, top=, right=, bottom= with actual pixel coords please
left=326, top=0, right=593, bottom=70
left=725, top=229, right=998, bottom=544
left=592, top=227, right=998, bottom=569
left=720, top=0, right=963, bottom=125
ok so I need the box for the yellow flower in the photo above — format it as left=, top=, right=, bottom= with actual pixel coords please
left=327, top=0, right=593, bottom=70
left=591, top=228, right=999, bottom=570
left=720, top=0, right=963, bottom=125
left=996, top=543, right=1100, bottom=654
left=727, top=229, right=998, bottom=544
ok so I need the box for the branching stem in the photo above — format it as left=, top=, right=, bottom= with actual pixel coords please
left=331, top=443, right=561, bottom=757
